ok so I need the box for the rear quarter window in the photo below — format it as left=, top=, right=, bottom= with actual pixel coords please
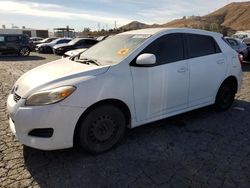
left=0, top=36, right=5, bottom=42
left=186, top=34, right=221, bottom=58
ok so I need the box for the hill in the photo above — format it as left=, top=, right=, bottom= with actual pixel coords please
left=119, top=2, right=250, bottom=32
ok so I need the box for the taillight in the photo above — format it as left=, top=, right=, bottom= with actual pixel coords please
left=238, top=54, right=244, bottom=64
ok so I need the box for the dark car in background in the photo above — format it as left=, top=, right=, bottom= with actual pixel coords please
left=30, top=37, right=44, bottom=42
left=36, top=38, right=71, bottom=53
left=0, top=34, right=33, bottom=56
left=242, top=38, right=250, bottom=60
left=96, top=35, right=109, bottom=41
left=225, top=37, right=248, bottom=60
left=53, top=38, right=98, bottom=55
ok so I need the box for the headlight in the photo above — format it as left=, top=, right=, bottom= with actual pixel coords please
left=25, top=86, right=76, bottom=106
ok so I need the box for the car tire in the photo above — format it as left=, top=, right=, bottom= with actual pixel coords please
left=214, top=81, right=236, bottom=111
left=46, top=46, right=52, bottom=53
left=19, top=47, right=30, bottom=56
left=78, top=105, right=126, bottom=154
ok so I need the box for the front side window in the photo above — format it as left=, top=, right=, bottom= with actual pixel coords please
left=186, top=34, right=221, bottom=58
left=140, top=33, right=184, bottom=65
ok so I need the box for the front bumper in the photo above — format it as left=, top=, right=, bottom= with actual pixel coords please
left=7, top=94, right=85, bottom=150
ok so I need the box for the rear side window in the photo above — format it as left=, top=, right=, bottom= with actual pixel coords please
left=57, top=39, right=70, bottom=44
left=6, top=36, right=18, bottom=42
left=141, top=33, right=184, bottom=65
left=0, top=36, right=5, bottom=42
left=186, top=34, right=221, bottom=58
left=86, top=40, right=98, bottom=45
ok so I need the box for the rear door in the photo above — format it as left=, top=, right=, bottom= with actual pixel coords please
left=185, top=33, right=227, bottom=107
left=130, top=33, right=189, bottom=122
left=5, top=35, right=19, bottom=53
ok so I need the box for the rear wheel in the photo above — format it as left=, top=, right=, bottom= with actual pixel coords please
left=215, top=81, right=236, bottom=111
left=78, top=105, right=126, bottom=154
left=19, top=47, right=30, bottom=56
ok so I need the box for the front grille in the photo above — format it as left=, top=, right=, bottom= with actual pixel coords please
left=13, top=93, right=21, bottom=102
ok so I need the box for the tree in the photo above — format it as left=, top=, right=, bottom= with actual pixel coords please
left=83, top=27, right=91, bottom=32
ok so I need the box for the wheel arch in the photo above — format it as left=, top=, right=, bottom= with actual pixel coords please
left=73, top=98, right=131, bottom=146
left=221, top=75, right=238, bottom=93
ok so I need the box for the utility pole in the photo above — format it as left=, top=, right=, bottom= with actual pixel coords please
left=98, top=23, right=100, bottom=31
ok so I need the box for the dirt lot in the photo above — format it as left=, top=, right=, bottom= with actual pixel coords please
left=0, top=53, right=250, bottom=188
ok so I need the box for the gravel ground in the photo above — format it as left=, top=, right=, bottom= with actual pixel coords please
left=0, top=53, right=250, bottom=188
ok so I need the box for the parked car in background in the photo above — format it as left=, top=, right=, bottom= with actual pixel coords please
left=33, top=37, right=58, bottom=46
left=62, top=48, right=87, bottom=58
left=30, top=37, right=44, bottom=42
left=36, top=38, right=71, bottom=53
left=225, top=37, right=248, bottom=60
left=0, top=34, right=33, bottom=56
left=96, top=35, right=109, bottom=41
left=53, top=38, right=98, bottom=55
left=7, top=28, right=242, bottom=153
left=242, top=38, right=250, bottom=60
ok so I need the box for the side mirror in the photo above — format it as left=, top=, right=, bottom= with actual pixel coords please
left=136, top=53, right=156, bottom=65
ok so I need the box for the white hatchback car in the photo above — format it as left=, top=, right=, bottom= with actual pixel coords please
left=7, top=28, right=242, bottom=153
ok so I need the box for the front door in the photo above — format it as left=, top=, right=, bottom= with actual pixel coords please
left=130, top=33, right=189, bottom=122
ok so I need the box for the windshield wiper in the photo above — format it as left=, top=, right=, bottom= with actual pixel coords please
left=74, top=58, right=101, bottom=66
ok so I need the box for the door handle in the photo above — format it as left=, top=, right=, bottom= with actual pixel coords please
left=216, top=60, right=225, bottom=64
left=177, top=68, right=187, bottom=73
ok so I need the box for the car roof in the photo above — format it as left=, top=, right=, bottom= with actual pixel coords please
left=119, top=27, right=223, bottom=37
left=73, top=37, right=97, bottom=40
left=0, top=34, right=26, bottom=36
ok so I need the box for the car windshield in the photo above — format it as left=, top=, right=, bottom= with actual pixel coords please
left=80, top=34, right=151, bottom=65
left=243, top=38, right=250, bottom=43
left=40, top=38, right=51, bottom=43
left=68, top=38, right=81, bottom=45
left=50, top=38, right=62, bottom=44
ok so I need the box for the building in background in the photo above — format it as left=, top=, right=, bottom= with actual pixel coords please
left=0, top=25, right=48, bottom=38
left=54, top=26, right=75, bottom=38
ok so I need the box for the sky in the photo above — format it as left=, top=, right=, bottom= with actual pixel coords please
left=0, top=0, right=248, bottom=31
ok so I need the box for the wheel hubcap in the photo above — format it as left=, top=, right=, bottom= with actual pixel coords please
left=89, top=115, right=117, bottom=144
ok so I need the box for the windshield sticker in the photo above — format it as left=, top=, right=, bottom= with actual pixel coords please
left=132, top=34, right=151, bottom=39
left=117, top=48, right=130, bottom=56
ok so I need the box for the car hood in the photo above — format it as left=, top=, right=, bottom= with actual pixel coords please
left=13, top=58, right=110, bottom=98
left=64, top=48, right=87, bottom=57
left=54, top=43, right=72, bottom=49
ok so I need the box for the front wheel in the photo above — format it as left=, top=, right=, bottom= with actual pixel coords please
left=78, top=105, right=126, bottom=154
left=19, top=47, right=30, bottom=56
left=214, top=81, right=236, bottom=111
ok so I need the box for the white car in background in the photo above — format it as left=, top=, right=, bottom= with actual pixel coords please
left=62, top=48, right=87, bottom=58
left=7, top=28, right=242, bottom=154
left=36, top=38, right=72, bottom=53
